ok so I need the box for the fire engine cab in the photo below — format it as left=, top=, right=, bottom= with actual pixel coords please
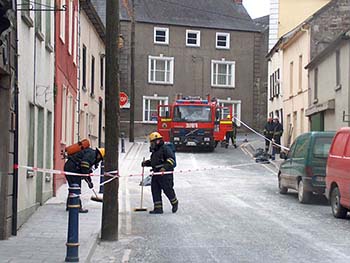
left=157, top=95, right=233, bottom=151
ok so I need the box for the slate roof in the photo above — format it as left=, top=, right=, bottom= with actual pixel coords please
left=90, top=0, right=259, bottom=32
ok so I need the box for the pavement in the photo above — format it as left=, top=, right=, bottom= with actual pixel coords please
left=0, top=137, right=140, bottom=263
left=0, top=133, right=283, bottom=263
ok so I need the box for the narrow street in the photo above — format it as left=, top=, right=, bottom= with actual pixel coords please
left=90, top=142, right=350, bottom=263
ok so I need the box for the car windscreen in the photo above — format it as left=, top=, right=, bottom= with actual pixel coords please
left=173, top=106, right=212, bottom=122
left=313, top=137, right=333, bottom=158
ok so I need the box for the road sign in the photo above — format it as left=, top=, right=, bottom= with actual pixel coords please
left=120, top=92, right=128, bottom=107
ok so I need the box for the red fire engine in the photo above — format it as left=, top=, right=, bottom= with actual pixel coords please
left=157, top=95, right=233, bottom=151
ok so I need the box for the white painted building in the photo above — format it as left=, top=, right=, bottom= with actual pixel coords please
left=17, top=0, right=55, bottom=227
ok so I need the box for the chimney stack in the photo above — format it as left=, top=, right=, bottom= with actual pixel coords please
left=234, top=0, right=243, bottom=4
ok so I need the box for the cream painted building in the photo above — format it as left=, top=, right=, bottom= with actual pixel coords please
left=305, top=30, right=350, bottom=131
left=17, top=0, right=55, bottom=227
left=281, top=29, right=310, bottom=145
left=278, top=0, right=330, bottom=37
left=79, top=1, right=106, bottom=148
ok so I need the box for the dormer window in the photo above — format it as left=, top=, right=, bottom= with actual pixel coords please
left=216, top=32, right=230, bottom=49
left=154, top=27, right=169, bottom=45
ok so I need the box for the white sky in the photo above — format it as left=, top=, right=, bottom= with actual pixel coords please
left=243, top=0, right=270, bottom=19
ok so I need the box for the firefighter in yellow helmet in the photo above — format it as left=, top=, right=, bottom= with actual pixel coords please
left=225, top=115, right=237, bottom=148
left=64, top=147, right=105, bottom=213
left=142, top=132, right=178, bottom=214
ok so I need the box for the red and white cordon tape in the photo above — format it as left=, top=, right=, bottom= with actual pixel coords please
left=15, top=162, right=260, bottom=185
left=234, top=117, right=290, bottom=151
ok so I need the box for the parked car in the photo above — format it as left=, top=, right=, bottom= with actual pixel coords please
left=326, top=127, right=350, bottom=218
left=278, top=132, right=335, bottom=203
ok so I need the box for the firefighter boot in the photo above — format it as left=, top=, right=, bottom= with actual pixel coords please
left=150, top=202, right=163, bottom=214
left=171, top=198, right=178, bottom=213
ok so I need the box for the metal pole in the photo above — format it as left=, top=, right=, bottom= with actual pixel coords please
left=121, top=132, right=125, bottom=153
left=129, top=0, right=135, bottom=142
left=65, top=184, right=80, bottom=262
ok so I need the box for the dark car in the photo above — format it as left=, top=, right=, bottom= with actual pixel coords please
left=278, top=132, right=335, bottom=203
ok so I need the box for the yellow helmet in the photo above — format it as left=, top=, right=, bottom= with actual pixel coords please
left=96, top=148, right=105, bottom=158
left=149, top=132, right=163, bottom=142
left=227, top=115, right=231, bottom=119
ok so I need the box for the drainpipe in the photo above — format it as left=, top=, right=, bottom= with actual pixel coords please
left=76, top=1, right=81, bottom=140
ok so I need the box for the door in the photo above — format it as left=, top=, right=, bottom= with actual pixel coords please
left=311, top=113, right=324, bottom=131
left=342, top=135, right=350, bottom=205
left=291, top=134, right=310, bottom=190
left=280, top=141, right=296, bottom=188
left=157, top=105, right=171, bottom=142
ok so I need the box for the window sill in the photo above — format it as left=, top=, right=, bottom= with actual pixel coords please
left=211, top=85, right=235, bottom=89
left=186, top=44, right=200, bottom=48
left=297, top=90, right=303, bottom=94
left=216, top=46, right=230, bottom=50
left=36, top=30, right=45, bottom=42
left=148, top=81, right=173, bottom=85
left=45, top=42, right=54, bottom=53
left=21, top=13, right=34, bottom=28
left=335, top=84, right=342, bottom=91
left=154, top=42, right=169, bottom=45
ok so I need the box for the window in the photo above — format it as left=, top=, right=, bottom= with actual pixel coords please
left=28, top=104, right=35, bottom=167
left=293, top=111, right=297, bottom=140
left=148, top=55, right=174, bottom=84
left=61, top=86, right=67, bottom=143
left=68, top=0, right=73, bottom=54
left=300, top=108, right=304, bottom=133
left=100, top=55, right=104, bottom=89
left=298, top=55, right=303, bottom=92
left=314, top=67, right=318, bottom=101
left=293, top=135, right=310, bottom=159
left=331, top=133, right=348, bottom=156
left=211, top=60, right=235, bottom=88
left=289, top=61, right=294, bottom=96
left=336, top=50, right=341, bottom=87
left=216, top=32, right=230, bottom=49
left=279, top=109, right=283, bottom=125
left=60, top=0, right=66, bottom=42
left=313, top=137, right=332, bottom=159
left=143, top=96, right=168, bottom=123
left=73, top=10, right=78, bottom=64
left=82, top=45, right=87, bottom=90
left=66, top=92, right=74, bottom=145
left=91, top=55, right=95, bottom=96
left=269, top=69, right=280, bottom=100
left=154, top=27, right=169, bottom=45
left=186, top=30, right=200, bottom=47
left=35, top=0, right=42, bottom=33
left=45, top=0, right=51, bottom=46
left=217, top=100, right=241, bottom=127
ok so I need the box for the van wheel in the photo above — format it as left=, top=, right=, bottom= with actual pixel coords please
left=330, top=187, right=348, bottom=218
left=298, top=180, right=312, bottom=204
left=278, top=175, right=288, bottom=194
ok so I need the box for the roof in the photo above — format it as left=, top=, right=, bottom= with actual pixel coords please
left=254, top=15, right=269, bottom=31
left=91, top=0, right=259, bottom=32
left=80, top=0, right=106, bottom=42
left=305, top=28, right=350, bottom=70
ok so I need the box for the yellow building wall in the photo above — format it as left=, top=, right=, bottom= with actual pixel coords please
left=282, top=30, right=310, bottom=146
left=279, top=0, right=330, bottom=37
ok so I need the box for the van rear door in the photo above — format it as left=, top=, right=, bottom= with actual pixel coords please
left=341, top=135, right=350, bottom=205
left=291, top=134, right=310, bottom=190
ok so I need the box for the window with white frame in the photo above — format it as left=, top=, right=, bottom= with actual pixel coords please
left=211, top=60, right=235, bottom=88
left=68, top=0, right=73, bottom=54
left=186, top=30, right=200, bottom=47
left=154, top=27, right=169, bottom=44
left=216, top=32, right=230, bottom=49
left=148, top=55, right=174, bottom=84
left=143, top=96, right=168, bottom=123
left=60, top=0, right=66, bottom=42
left=61, top=85, right=67, bottom=143
left=73, top=10, right=78, bottom=64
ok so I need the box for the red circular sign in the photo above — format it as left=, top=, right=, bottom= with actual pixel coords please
left=120, top=92, right=128, bottom=107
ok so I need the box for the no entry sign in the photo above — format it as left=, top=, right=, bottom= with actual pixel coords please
left=120, top=92, right=128, bottom=107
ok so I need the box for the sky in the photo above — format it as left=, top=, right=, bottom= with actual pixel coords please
left=243, top=0, right=270, bottom=19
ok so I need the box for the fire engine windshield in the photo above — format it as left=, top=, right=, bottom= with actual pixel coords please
left=173, top=106, right=212, bottom=122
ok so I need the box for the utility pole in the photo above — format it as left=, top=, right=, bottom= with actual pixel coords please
left=129, top=0, right=135, bottom=142
left=101, top=0, right=120, bottom=241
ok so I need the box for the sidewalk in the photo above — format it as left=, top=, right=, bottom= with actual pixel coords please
left=239, top=133, right=284, bottom=171
left=0, top=138, right=140, bottom=263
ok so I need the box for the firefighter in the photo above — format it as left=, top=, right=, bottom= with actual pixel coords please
left=225, top=115, right=237, bottom=148
left=65, top=147, right=105, bottom=213
left=142, top=132, right=178, bottom=214
left=271, top=117, right=283, bottom=160
left=263, top=117, right=275, bottom=153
